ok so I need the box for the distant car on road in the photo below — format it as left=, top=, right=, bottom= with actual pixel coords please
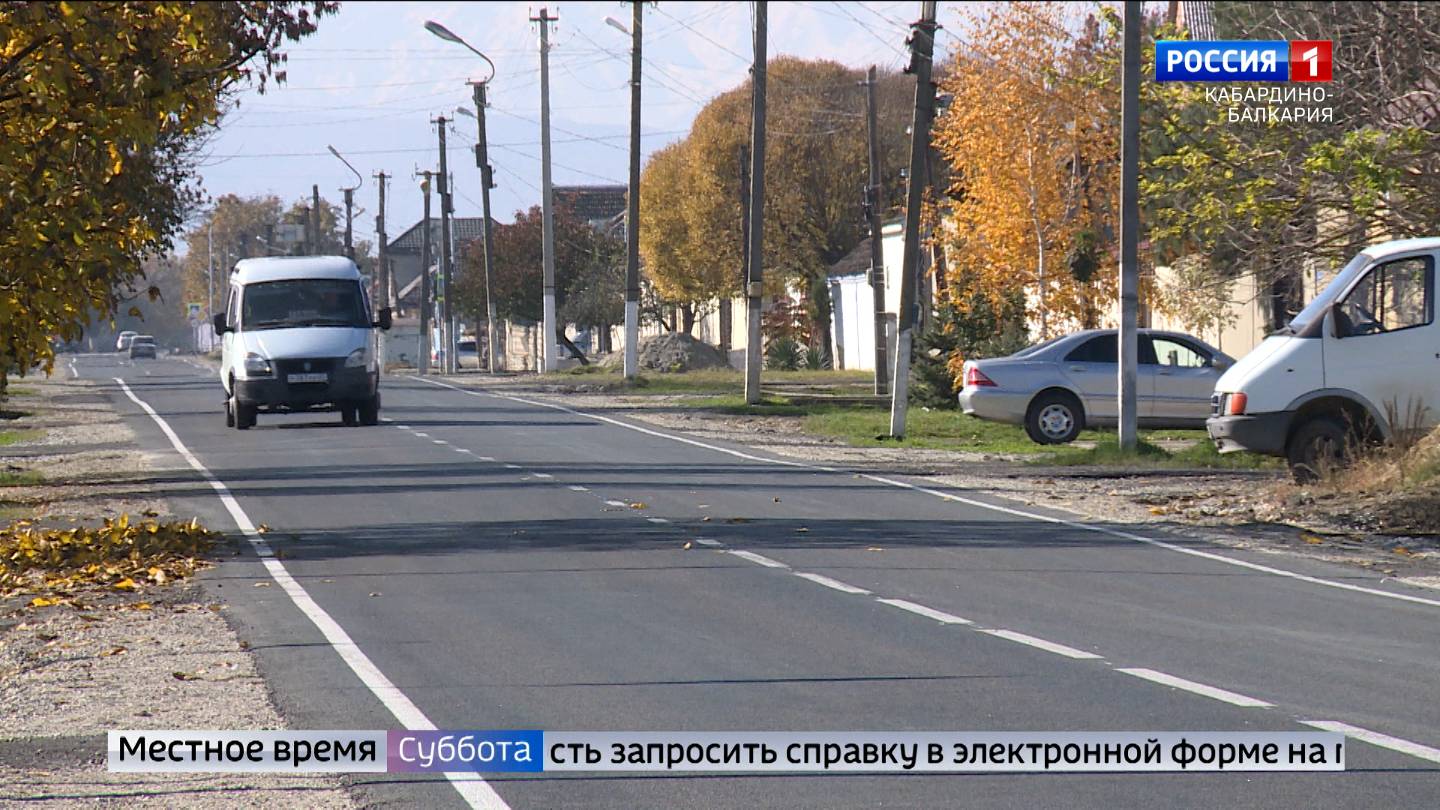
left=959, top=329, right=1235, bottom=444
left=128, top=335, right=157, bottom=359
left=431, top=338, right=482, bottom=370
left=116, top=331, right=138, bottom=352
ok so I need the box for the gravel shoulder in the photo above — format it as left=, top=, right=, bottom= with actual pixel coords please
left=0, top=375, right=354, bottom=808
left=437, top=372, right=1440, bottom=591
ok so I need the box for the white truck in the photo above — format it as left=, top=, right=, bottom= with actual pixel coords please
left=1207, top=237, right=1439, bottom=479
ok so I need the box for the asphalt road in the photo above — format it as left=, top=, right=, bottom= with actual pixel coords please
left=69, top=351, right=1440, bottom=808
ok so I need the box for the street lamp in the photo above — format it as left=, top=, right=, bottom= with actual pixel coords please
left=604, top=15, right=629, bottom=35
left=327, top=145, right=363, bottom=260
left=427, top=20, right=499, bottom=374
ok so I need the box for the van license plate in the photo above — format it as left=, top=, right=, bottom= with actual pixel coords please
left=287, top=373, right=328, bottom=384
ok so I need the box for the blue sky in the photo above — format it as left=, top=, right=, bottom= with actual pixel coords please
left=196, top=1, right=934, bottom=247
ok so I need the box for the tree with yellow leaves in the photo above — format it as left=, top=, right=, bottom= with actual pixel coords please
left=932, top=2, right=1122, bottom=342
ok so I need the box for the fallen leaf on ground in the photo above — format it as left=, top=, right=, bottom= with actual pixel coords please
left=256, top=524, right=271, bottom=534
left=172, top=671, right=200, bottom=681
left=369, top=592, right=382, bottom=597
left=773, top=497, right=781, bottom=503
left=100, top=646, right=126, bottom=657
left=682, top=541, right=693, bottom=550
left=253, top=582, right=271, bottom=588
left=112, top=577, right=139, bottom=591
left=795, top=527, right=808, bottom=533
left=629, top=502, right=647, bottom=510
left=29, top=596, right=61, bottom=607
left=131, top=602, right=152, bottom=611
left=701, top=516, right=712, bottom=522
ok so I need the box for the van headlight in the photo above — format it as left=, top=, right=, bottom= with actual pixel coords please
left=243, top=352, right=273, bottom=376
left=345, top=347, right=370, bottom=368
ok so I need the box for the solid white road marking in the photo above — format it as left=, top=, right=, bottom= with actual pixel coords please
left=1301, top=720, right=1440, bottom=764
left=1117, top=668, right=1272, bottom=708
left=114, top=378, right=510, bottom=810
left=979, top=629, right=1104, bottom=660
left=876, top=598, right=972, bottom=625
left=793, top=572, right=871, bottom=595
left=727, top=550, right=789, bottom=569
left=409, top=375, right=1440, bottom=610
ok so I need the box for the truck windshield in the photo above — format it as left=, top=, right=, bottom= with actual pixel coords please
left=1284, top=252, right=1372, bottom=335
left=241, top=279, right=369, bottom=330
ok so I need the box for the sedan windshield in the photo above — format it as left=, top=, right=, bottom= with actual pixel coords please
left=241, top=279, right=369, bottom=330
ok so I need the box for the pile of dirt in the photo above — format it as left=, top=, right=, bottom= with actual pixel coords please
left=627, top=333, right=730, bottom=373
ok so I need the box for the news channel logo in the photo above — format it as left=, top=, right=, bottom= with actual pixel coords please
left=1155, top=40, right=1333, bottom=83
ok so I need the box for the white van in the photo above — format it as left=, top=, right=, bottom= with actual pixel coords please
left=213, top=256, right=390, bottom=430
left=1208, top=237, right=1440, bottom=477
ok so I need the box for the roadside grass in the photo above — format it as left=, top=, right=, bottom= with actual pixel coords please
left=0, top=470, right=44, bottom=487
left=0, top=428, right=43, bottom=446
left=1037, top=436, right=1277, bottom=469
left=4, top=386, right=37, bottom=397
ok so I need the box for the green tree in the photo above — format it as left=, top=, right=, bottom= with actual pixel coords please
left=0, top=1, right=333, bottom=392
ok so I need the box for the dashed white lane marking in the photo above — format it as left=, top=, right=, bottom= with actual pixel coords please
left=454, top=448, right=471, bottom=454
left=413, top=432, right=429, bottom=438
left=568, top=485, right=589, bottom=492
left=394, top=425, right=408, bottom=430
left=694, top=538, right=722, bottom=547
left=646, top=517, right=670, bottom=524
left=1301, top=721, right=1440, bottom=764
left=876, top=598, right=972, bottom=625
left=604, top=499, right=628, bottom=508
left=115, top=378, right=509, bottom=810
left=478, top=456, right=495, bottom=462
left=979, top=629, right=1104, bottom=661
left=1117, top=668, right=1271, bottom=707
left=793, top=572, right=871, bottom=595
left=727, top=550, right=789, bottom=569
left=410, top=375, right=1440, bottom=611
left=432, top=439, right=447, bottom=445
left=532, top=472, right=553, bottom=479
left=504, top=464, right=522, bottom=470
left=68, top=358, right=80, bottom=378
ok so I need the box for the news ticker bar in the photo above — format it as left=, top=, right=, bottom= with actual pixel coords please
left=109, top=730, right=1345, bottom=774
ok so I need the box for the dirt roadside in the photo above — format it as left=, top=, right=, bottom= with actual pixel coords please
left=438, top=373, right=1440, bottom=591
left=0, top=375, right=354, bottom=808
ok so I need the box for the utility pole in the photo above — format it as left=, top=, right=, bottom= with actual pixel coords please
left=342, top=188, right=354, bottom=260
left=374, top=170, right=389, bottom=374
left=417, top=171, right=434, bottom=375
left=889, top=0, right=938, bottom=439
left=729, top=144, right=751, bottom=362
left=623, top=1, right=643, bottom=380
left=862, top=65, right=890, bottom=395
left=743, top=1, right=768, bottom=405
left=469, top=80, right=500, bottom=374
left=1118, top=0, right=1141, bottom=451
left=434, top=115, right=455, bottom=375
left=311, top=184, right=322, bottom=254
left=532, top=7, right=560, bottom=372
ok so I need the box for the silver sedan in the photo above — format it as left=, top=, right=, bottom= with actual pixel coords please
left=958, top=329, right=1235, bottom=444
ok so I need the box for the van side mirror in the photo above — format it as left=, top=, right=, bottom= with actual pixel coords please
left=1329, top=302, right=1349, bottom=339
left=375, top=307, right=392, bottom=331
left=212, top=313, right=229, bottom=334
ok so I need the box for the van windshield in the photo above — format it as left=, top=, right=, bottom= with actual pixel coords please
left=241, top=279, right=369, bottom=330
left=1285, top=252, right=1372, bottom=335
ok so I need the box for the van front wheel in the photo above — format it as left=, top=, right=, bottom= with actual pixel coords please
left=1286, top=416, right=1348, bottom=482
left=358, top=394, right=380, bottom=426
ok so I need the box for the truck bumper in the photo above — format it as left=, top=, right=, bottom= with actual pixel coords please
left=1206, top=411, right=1292, bottom=456
left=235, top=368, right=376, bottom=410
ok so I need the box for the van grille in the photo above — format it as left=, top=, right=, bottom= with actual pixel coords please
left=273, top=358, right=339, bottom=376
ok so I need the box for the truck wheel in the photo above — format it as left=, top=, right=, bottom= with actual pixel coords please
left=1287, top=416, right=1347, bottom=483
left=358, top=394, right=380, bottom=426
left=1025, top=391, right=1084, bottom=444
left=340, top=403, right=358, bottom=426
left=225, top=399, right=235, bottom=428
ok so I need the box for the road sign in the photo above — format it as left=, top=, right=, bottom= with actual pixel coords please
left=187, top=302, right=204, bottom=323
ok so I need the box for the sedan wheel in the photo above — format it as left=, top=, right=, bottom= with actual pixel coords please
left=1025, top=392, right=1084, bottom=444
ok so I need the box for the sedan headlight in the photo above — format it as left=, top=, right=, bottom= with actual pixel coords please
left=243, top=352, right=273, bottom=376
left=345, top=347, right=370, bottom=368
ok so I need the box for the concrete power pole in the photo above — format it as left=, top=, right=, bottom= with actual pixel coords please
left=374, top=170, right=390, bottom=374
left=342, top=188, right=355, bottom=260
left=1118, top=0, right=1141, bottom=450
left=533, top=7, right=560, bottom=373
left=889, top=1, right=938, bottom=439
left=470, top=81, right=500, bottom=374
left=743, top=1, right=768, bottom=405
left=862, top=65, right=890, bottom=395
left=416, top=171, right=434, bottom=375
left=311, top=184, right=322, bottom=253
left=434, top=115, right=455, bottom=375
left=622, top=1, right=643, bottom=380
